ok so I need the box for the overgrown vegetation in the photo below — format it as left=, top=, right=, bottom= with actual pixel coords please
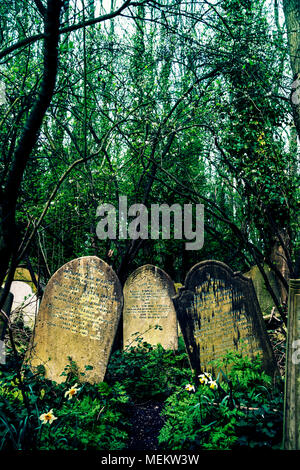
left=0, top=357, right=130, bottom=450
left=0, top=340, right=284, bottom=451
left=0, top=0, right=299, bottom=313
left=158, top=351, right=284, bottom=450
left=0, top=0, right=296, bottom=453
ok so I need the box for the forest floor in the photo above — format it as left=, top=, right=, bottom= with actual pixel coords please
left=126, top=401, right=165, bottom=451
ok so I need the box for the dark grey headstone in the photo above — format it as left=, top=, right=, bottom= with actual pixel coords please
left=173, top=260, right=278, bottom=377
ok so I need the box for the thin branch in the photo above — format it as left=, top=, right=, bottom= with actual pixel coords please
left=0, top=0, right=137, bottom=60
left=33, top=0, right=47, bottom=18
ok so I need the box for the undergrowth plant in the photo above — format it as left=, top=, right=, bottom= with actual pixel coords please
left=0, top=340, right=284, bottom=451
left=158, top=351, right=284, bottom=450
left=106, top=336, right=192, bottom=401
left=0, top=357, right=130, bottom=450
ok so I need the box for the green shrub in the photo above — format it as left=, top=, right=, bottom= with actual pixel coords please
left=158, top=351, right=284, bottom=450
left=0, top=345, right=284, bottom=451
left=38, top=381, right=130, bottom=450
left=106, top=337, right=192, bottom=401
left=0, top=359, right=130, bottom=451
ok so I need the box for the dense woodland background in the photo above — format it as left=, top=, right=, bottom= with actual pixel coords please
left=0, top=0, right=299, bottom=326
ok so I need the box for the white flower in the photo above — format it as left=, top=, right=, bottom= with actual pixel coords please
left=185, top=384, right=195, bottom=392
left=64, top=383, right=81, bottom=400
left=198, top=372, right=218, bottom=390
left=209, top=380, right=218, bottom=390
left=198, top=372, right=212, bottom=385
left=39, top=409, right=58, bottom=425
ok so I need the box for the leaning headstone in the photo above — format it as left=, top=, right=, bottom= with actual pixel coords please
left=2, top=268, right=40, bottom=330
left=173, top=260, right=277, bottom=377
left=283, top=279, right=300, bottom=450
left=123, top=265, right=178, bottom=350
left=25, top=256, right=123, bottom=384
left=10, top=282, right=39, bottom=330
left=244, top=264, right=281, bottom=317
left=12, top=267, right=37, bottom=292
left=0, top=289, right=14, bottom=340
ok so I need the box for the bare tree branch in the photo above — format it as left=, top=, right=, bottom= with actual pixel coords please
left=33, top=0, right=47, bottom=18
left=0, top=0, right=139, bottom=60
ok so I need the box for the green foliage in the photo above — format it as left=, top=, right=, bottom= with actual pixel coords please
left=0, top=0, right=294, bottom=452
left=0, top=345, right=285, bottom=451
left=0, top=360, right=130, bottom=451
left=38, top=382, right=130, bottom=451
left=0, top=0, right=298, bottom=308
left=158, top=351, right=284, bottom=450
left=106, top=336, right=192, bottom=401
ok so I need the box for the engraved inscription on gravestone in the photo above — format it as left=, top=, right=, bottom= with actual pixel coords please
left=173, top=260, right=277, bottom=377
left=25, top=256, right=123, bottom=384
left=123, top=265, right=178, bottom=350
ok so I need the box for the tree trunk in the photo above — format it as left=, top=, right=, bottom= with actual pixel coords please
left=283, top=0, right=300, bottom=138
left=0, top=0, right=62, bottom=307
left=270, top=230, right=290, bottom=305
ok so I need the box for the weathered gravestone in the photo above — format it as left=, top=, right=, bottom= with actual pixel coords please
left=244, top=264, right=281, bottom=317
left=9, top=268, right=40, bottom=330
left=10, top=281, right=39, bottom=330
left=123, top=265, right=178, bottom=350
left=11, top=267, right=37, bottom=291
left=25, top=256, right=123, bottom=384
left=283, top=279, right=300, bottom=450
left=2, top=268, right=40, bottom=330
left=0, top=289, right=14, bottom=341
left=173, top=260, right=277, bottom=377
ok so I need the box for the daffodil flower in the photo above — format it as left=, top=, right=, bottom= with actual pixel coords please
left=185, top=384, right=195, bottom=392
left=209, top=380, right=218, bottom=390
left=39, top=409, right=58, bottom=425
left=198, top=372, right=212, bottom=384
left=64, top=383, right=81, bottom=400
left=198, top=374, right=208, bottom=384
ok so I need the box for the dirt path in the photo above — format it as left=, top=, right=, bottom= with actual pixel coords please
left=126, top=401, right=165, bottom=451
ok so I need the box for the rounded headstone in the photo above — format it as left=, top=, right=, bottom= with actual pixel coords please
left=12, top=267, right=38, bottom=293
left=123, top=264, right=178, bottom=350
left=173, top=260, right=278, bottom=377
left=25, top=256, right=123, bottom=384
